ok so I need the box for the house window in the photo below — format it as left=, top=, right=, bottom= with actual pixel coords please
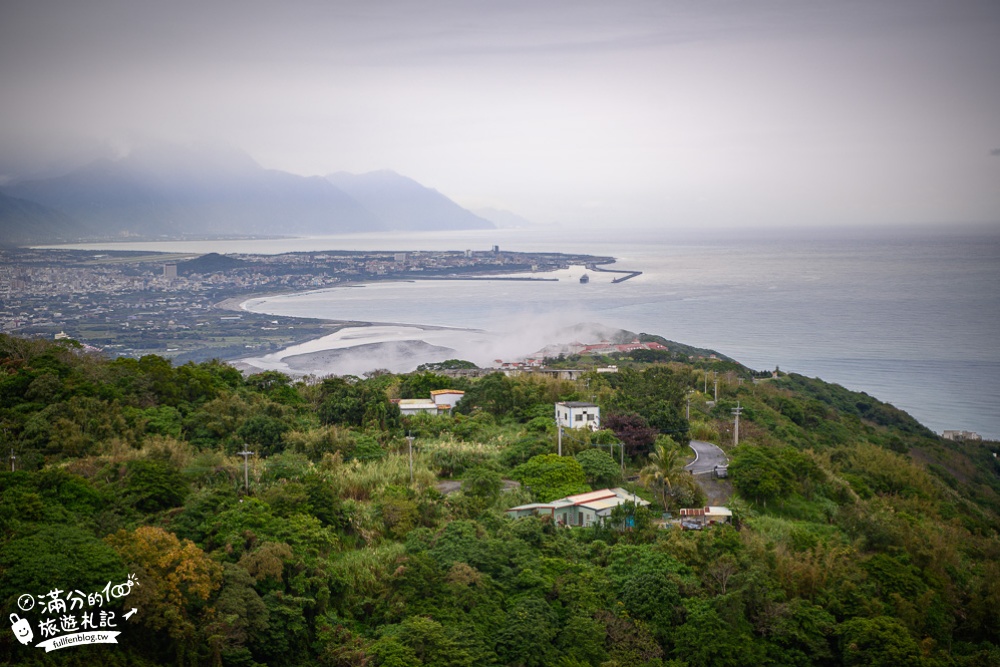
left=575, top=414, right=583, bottom=422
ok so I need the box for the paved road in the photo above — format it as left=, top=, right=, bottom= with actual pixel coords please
left=685, top=440, right=728, bottom=476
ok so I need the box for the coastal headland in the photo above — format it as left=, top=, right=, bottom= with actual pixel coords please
left=2, top=246, right=634, bottom=365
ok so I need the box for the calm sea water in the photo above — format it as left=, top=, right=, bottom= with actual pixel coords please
left=60, top=226, right=1000, bottom=439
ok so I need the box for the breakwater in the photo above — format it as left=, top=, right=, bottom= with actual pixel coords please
left=587, top=263, right=642, bottom=283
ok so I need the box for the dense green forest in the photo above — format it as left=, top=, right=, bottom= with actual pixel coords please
left=1, top=333, right=998, bottom=666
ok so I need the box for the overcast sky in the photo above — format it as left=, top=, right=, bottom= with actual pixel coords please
left=2, top=0, right=998, bottom=229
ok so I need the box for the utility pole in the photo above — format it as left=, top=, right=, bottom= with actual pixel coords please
left=704, top=371, right=708, bottom=393
left=2, top=428, right=11, bottom=472
left=555, top=407, right=563, bottom=456
left=732, top=402, right=743, bottom=447
left=686, top=390, right=694, bottom=420
left=237, top=448, right=254, bottom=494
left=406, top=433, right=415, bottom=486
left=714, top=377, right=719, bottom=402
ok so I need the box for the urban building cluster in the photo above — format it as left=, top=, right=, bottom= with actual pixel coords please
left=942, top=430, right=982, bottom=441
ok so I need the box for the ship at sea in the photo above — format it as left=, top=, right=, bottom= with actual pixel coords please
left=579, top=274, right=590, bottom=284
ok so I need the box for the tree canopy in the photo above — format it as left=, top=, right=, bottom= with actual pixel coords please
left=1, top=333, right=998, bottom=667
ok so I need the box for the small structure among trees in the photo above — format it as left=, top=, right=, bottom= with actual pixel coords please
left=393, top=398, right=439, bottom=416
left=678, top=506, right=733, bottom=527
left=430, top=389, right=465, bottom=410
left=505, top=488, right=649, bottom=528
left=393, top=389, right=465, bottom=416
left=555, top=401, right=601, bottom=430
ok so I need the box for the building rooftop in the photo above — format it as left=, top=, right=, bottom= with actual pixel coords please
left=506, top=488, right=649, bottom=514
left=579, top=497, right=632, bottom=513
left=560, top=489, right=618, bottom=504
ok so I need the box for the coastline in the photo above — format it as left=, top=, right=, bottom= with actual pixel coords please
left=212, top=266, right=587, bottom=331
left=216, top=261, right=636, bottom=377
left=219, top=284, right=493, bottom=377
left=231, top=320, right=494, bottom=377
left=212, top=252, right=623, bottom=319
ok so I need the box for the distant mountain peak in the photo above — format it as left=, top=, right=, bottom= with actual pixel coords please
left=326, top=171, right=493, bottom=231
left=121, top=141, right=262, bottom=177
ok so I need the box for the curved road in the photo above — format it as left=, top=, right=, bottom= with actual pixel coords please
left=685, top=440, right=728, bottom=476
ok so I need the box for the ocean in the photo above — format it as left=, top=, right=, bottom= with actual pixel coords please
left=57, top=226, right=1000, bottom=439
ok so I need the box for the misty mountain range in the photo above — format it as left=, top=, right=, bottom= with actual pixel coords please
left=0, top=144, right=496, bottom=245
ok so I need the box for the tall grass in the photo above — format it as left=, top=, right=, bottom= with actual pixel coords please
left=330, top=542, right=406, bottom=600
left=689, top=420, right=720, bottom=443
left=422, top=440, right=502, bottom=477
left=326, top=453, right=437, bottom=500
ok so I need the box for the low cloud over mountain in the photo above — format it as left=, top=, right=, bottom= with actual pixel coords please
left=0, top=144, right=494, bottom=244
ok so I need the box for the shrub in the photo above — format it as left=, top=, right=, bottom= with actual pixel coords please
left=511, top=454, right=590, bottom=502
left=575, top=448, right=623, bottom=488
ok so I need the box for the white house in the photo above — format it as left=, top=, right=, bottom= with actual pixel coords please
left=555, top=401, right=600, bottom=430
left=393, top=390, right=466, bottom=417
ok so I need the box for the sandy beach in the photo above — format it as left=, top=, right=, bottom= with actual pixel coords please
left=232, top=315, right=495, bottom=377
left=219, top=269, right=579, bottom=377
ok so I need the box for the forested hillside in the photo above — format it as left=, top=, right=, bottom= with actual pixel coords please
left=1, top=333, right=998, bottom=666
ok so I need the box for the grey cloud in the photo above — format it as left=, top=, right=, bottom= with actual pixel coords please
left=1, top=0, right=999, bottom=228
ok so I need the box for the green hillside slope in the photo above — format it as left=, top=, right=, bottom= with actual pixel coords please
left=1, top=333, right=997, bottom=666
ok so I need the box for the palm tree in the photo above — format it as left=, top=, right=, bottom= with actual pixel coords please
left=639, top=438, right=687, bottom=511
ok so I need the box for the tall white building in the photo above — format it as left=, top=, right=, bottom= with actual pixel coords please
left=555, top=401, right=600, bottom=430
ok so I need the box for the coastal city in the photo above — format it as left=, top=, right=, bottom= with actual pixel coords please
left=0, top=246, right=616, bottom=362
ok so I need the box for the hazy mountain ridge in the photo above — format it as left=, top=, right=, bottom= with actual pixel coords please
left=0, top=145, right=495, bottom=244
left=0, top=191, right=89, bottom=245
left=327, top=170, right=493, bottom=231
